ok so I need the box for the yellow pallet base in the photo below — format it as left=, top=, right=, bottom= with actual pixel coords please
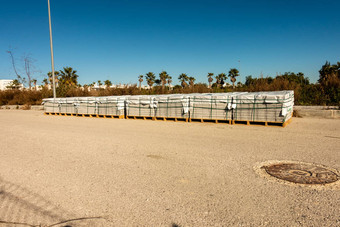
left=126, top=116, right=189, bottom=122
left=153, top=116, right=189, bottom=122
left=45, top=112, right=292, bottom=127
left=189, top=118, right=232, bottom=124
left=44, top=112, right=124, bottom=119
left=230, top=119, right=289, bottom=127
left=126, top=115, right=154, bottom=120
left=189, top=118, right=290, bottom=127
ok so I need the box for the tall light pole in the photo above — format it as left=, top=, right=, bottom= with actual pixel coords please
left=48, top=0, right=56, bottom=99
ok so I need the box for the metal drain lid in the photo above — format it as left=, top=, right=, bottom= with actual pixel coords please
left=263, top=163, right=339, bottom=184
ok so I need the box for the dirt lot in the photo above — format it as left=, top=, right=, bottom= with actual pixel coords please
left=0, top=110, right=339, bottom=226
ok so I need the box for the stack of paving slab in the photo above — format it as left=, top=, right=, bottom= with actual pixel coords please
left=188, top=91, right=294, bottom=123
left=231, top=91, right=294, bottom=123
left=234, top=91, right=294, bottom=122
left=43, top=90, right=294, bottom=124
left=43, top=98, right=60, bottom=113
left=125, top=95, right=156, bottom=117
left=96, top=96, right=126, bottom=116
left=43, top=96, right=126, bottom=116
left=43, top=97, right=77, bottom=114
left=154, top=94, right=190, bottom=119
left=188, top=92, right=247, bottom=120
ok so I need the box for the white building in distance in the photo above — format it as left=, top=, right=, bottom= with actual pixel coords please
left=0, top=79, right=14, bottom=90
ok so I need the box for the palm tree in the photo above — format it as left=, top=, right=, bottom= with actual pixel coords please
left=154, top=79, right=161, bottom=86
left=42, top=78, right=49, bottom=87
left=207, top=73, right=214, bottom=88
left=104, top=80, right=112, bottom=88
left=228, top=68, right=240, bottom=89
left=90, top=82, right=96, bottom=90
left=48, top=71, right=60, bottom=86
left=159, top=71, right=169, bottom=90
left=97, top=80, right=102, bottom=87
left=167, top=76, right=172, bottom=90
left=32, top=79, right=37, bottom=90
left=138, top=75, right=143, bottom=90
left=178, top=73, right=189, bottom=88
left=59, top=67, right=78, bottom=87
left=188, top=77, right=196, bottom=88
left=216, top=73, right=227, bottom=88
left=145, top=72, right=155, bottom=89
left=215, top=75, right=220, bottom=87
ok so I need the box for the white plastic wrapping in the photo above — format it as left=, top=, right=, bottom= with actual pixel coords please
left=43, top=90, right=294, bottom=123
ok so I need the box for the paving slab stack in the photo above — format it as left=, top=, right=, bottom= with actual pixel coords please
left=43, top=96, right=126, bottom=117
left=154, top=94, right=190, bottom=119
left=59, top=97, right=78, bottom=114
left=231, top=91, right=294, bottom=123
left=96, top=96, right=126, bottom=116
left=125, top=95, right=156, bottom=117
left=188, top=92, right=247, bottom=120
left=43, top=90, right=294, bottom=124
left=77, top=97, right=97, bottom=115
left=43, top=98, right=61, bottom=113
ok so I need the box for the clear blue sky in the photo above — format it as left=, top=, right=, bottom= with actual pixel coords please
left=0, top=0, right=339, bottom=85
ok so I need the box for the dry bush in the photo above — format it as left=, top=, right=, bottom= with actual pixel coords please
left=21, top=104, right=31, bottom=110
left=0, top=90, right=44, bottom=105
left=292, top=109, right=302, bottom=118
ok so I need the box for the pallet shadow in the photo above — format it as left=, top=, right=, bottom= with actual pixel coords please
left=0, top=177, right=107, bottom=226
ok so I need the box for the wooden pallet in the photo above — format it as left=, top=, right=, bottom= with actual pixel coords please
left=44, top=112, right=292, bottom=127
left=44, top=112, right=124, bottom=119
left=189, top=117, right=291, bottom=127
left=126, top=115, right=189, bottom=122
left=153, top=116, right=189, bottom=122
left=189, top=118, right=232, bottom=124
left=126, top=115, right=154, bottom=120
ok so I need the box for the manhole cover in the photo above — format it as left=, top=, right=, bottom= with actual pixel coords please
left=263, top=163, right=339, bottom=184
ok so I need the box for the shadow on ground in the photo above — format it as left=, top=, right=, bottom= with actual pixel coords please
left=0, top=177, right=109, bottom=227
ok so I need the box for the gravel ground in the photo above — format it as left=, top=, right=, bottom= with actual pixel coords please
left=0, top=110, right=339, bottom=227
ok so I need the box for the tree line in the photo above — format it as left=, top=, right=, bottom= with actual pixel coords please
left=1, top=61, right=339, bottom=106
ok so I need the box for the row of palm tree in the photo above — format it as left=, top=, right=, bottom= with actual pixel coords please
left=42, top=67, right=240, bottom=90
left=140, top=69, right=240, bottom=89
left=139, top=71, right=174, bottom=90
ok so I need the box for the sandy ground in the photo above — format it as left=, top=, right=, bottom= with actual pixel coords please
left=0, top=110, right=339, bottom=226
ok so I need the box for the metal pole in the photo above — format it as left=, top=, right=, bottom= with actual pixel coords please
left=48, top=0, right=56, bottom=99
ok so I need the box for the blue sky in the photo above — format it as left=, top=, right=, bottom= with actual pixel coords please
left=0, top=0, right=339, bottom=85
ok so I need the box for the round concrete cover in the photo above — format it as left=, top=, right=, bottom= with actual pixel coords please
left=263, top=163, right=339, bottom=184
